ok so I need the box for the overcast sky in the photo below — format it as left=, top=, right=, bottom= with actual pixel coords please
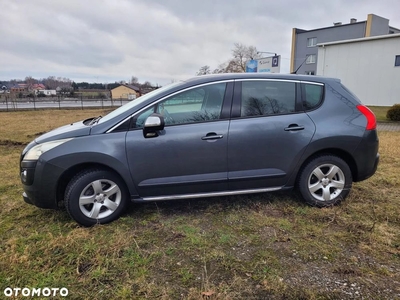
left=0, top=0, right=399, bottom=85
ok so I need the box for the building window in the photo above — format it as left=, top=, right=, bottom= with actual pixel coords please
left=307, top=37, right=317, bottom=47
left=395, top=55, right=400, bottom=67
left=305, top=71, right=315, bottom=75
left=306, top=54, right=316, bottom=64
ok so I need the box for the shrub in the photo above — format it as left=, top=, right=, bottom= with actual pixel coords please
left=386, top=104, right=400, bottom=121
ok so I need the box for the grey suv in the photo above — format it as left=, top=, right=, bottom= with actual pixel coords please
left=20, top=73, right=379, bottom=226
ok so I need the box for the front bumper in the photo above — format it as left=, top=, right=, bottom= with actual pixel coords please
left=20, top=159, right=65, bottom=209
left=23, top=192, right=33, bottom=205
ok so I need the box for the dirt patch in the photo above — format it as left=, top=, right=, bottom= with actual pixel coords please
left=0, top=139, right=26, bottom=147
left=282, top=257, right=400, bottom=299
left=26, top=131, right=47, bottom=138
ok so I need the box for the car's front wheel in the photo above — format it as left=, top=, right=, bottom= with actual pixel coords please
left=298, top=155, right=352, bottom=207
left=65, top=169, right=128, bottom=226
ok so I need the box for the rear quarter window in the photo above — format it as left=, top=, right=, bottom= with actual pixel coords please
left=303, top=83, right=324, bottom=110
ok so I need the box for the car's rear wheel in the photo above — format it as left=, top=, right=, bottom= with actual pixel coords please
left=298, top=155, right=352, bottom=207
left=65, top=169, right=128, bottom=226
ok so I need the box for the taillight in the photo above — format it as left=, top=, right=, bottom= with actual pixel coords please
left=357, top=105, right=376, bottom=130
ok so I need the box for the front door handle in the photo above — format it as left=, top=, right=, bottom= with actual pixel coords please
left=284, top=124, right=305, bottom=131
left=201, top=132, right=224, bottom=140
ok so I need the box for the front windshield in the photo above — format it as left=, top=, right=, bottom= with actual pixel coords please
left=98, top=81, right=183, bottom=124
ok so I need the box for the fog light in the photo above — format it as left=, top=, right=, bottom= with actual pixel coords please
left=21, top=169, right=27, bottom=183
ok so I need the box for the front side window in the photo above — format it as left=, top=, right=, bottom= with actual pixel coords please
left=240, top=80, right=296, bottom=117
left=132, top=82, right=226, bottom=128
left=306, top=54, right=316, bottom=64
left=307, top=37, right=317, bottom=47
left=99, top=81, right=183, bottom=124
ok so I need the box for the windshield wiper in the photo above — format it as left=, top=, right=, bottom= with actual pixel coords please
left=89, top=116, right=102, bottom=125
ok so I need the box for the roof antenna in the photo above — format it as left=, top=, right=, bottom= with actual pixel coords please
left=291, top=55, right=309, bottom=74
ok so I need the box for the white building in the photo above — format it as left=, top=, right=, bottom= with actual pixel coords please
left=316, top=33, right=400, bottom=106
left=37, top=89, right=57, bottom=96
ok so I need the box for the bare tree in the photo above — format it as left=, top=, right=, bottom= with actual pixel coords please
left=212, top=68, right=223, bottom=74
left=25, top=76, right=38, bottom=89
left=129, top=76, right=139, bottom=84
left=228, top=43, right=260, bottom=72
left=196, top=65, right=211, bottom=76
left=212, top=62, right=230, bottom=74
left=205, top=43, right=260, bottom=74
left=43, top=76, right=57, bottom=89
left=141, top=81, right=153, bottom=88
left=243, top=97, right=285, bottom=116
left=42, top=76, right=72, bottom=90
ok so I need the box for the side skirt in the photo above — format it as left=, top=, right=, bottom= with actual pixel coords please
left=132, top=186, right=284, bottom=202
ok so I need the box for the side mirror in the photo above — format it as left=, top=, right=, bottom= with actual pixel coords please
left=143, top=113, right=165, bottom=138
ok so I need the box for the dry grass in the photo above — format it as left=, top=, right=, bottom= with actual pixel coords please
left=0, top=109, right=399, bottom=299
left=0, top=109, right=111, bottom=144
left=368, top=106, right=393, bottom=122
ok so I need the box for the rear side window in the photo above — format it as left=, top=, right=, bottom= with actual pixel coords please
left=241, top=81, right=296, bottom=117
left=303, top=83, right=324, bottom=110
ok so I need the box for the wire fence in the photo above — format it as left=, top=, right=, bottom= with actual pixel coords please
left=0, top=96, right=130, bottom=111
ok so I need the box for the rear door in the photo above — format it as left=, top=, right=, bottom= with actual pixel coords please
left=125, top=81, right=233, bottom=198
left=227, top=79, right=316, bottom=190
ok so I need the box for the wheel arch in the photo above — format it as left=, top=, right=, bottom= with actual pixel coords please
left=294, top=148, right=358, bottom=187
left=56, top=163, right=135, bottom=207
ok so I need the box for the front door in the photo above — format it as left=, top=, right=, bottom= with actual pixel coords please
left=126, top=82, right=232, bottom=197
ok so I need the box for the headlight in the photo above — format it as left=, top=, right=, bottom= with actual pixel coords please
left=24, top=138, right=73, bottom=160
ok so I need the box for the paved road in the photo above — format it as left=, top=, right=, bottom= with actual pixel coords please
left=377, top=122, right=400, bottom=131
left=0, top=100, right=130, bottom=110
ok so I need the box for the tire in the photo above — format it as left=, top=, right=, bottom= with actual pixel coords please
left=298, top=155, right=352, bottom=207
left=65, top=169, right=128, bottom=226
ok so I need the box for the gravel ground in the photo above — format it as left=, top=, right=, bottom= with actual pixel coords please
left=377, top=122, right=400, bottom=131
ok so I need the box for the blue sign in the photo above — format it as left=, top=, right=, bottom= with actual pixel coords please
left=246, top=60, right=258, bottom=73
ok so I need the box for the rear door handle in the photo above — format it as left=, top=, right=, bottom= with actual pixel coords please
left=201, top=133, right=224, bottom=140
left=284, top=124, right=305, bottom=131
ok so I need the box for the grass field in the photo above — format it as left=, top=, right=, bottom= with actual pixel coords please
left=368, top=106, right=392, bottom=122
left=0, top=109, right=399, bottom=299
